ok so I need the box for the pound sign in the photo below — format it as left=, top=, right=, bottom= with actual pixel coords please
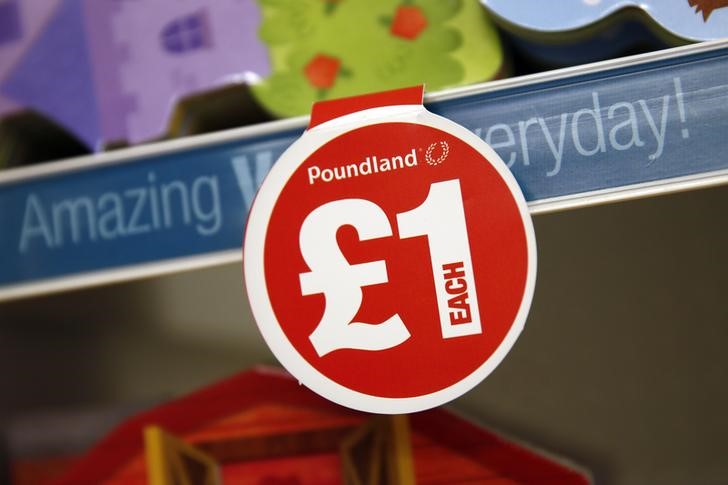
left=299, top=199, right=410, bottom=357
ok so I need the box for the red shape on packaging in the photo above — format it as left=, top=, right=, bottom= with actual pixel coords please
left=304, top=54, right=342, bottom=90
left=390, top=5, right=429, bottom=40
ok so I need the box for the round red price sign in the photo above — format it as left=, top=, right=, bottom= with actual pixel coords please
left=244, top=103, right=536, bottom=414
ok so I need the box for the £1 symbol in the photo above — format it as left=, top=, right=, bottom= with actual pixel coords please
left=299, top=199, right=411, bottom=357
left=299, top=180, right=482, bottom=357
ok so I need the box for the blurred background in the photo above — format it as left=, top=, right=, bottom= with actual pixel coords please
left=0, top=1, right=727, bottom=484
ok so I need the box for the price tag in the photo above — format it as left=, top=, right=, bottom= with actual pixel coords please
left=244, top=86, right=536, bottom=414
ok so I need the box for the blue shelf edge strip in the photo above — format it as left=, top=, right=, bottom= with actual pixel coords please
left=1, top=40, right=727, bottom=296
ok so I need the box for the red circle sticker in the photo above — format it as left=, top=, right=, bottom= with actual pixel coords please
left=244, top=104, right=536, bottom=414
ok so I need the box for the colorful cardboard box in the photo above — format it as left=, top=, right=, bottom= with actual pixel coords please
left=481, top=0, right=728, bottom=66
left=0, top=0, right=503, bottom=153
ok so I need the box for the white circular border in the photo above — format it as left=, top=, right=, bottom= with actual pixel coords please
left=244, top=105, right=537, bottom=414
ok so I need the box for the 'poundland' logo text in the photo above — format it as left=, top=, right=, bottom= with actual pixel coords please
left=308, top=148, right=418, bottom=185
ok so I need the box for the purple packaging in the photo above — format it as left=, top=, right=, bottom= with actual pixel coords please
left=0, top=0, right=270, bottom=149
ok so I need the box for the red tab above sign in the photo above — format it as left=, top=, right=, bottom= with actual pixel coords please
left=245, top=89, right=536, bottom=414
left=308, top=85, right=425, bottom=129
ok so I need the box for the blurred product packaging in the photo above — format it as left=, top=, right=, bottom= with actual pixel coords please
left=0, top=0, right=270, bottom=152
left=0, top=0, right=503, bottom=162
left=480, top=0, right=728, bottom=67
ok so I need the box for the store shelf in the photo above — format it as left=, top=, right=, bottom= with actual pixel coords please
left=1, top=39, right=727, bottom=301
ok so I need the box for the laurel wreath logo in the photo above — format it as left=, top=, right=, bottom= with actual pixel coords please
left=425, top=141, right=449, bottom=166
